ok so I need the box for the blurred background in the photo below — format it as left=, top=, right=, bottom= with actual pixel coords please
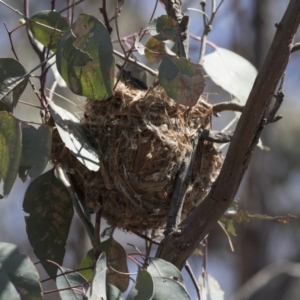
left=1, top=0, right=300, bottom=299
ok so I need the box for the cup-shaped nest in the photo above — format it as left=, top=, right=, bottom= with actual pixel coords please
left=51, top=82, right=222, bottom=232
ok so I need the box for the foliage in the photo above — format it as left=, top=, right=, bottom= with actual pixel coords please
left=0, top=0, right=297, bottom=299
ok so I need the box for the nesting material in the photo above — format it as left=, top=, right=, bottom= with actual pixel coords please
left=51, top=82, right=222, bottom=232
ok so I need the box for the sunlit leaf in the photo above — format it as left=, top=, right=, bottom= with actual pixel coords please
left=147, top=15, right=179, bottom=41
left=0, top=112, right=22, bottom=195
left=85, top=252, right=107, bottom=300
left=145, top=37, right=166, bottom=62
left=203, top=47, right=257, bottom=104
left=20, top=123, right=52, bottom=179
left=56, top=267, right=89, bottom=300
left=49, top=102, right=100, bottom=171
left=56, top=14, right=115, bottom=100
left=0, top=242, right=43, bottom=300
left=127, top=268, right=154, bottom=300
left=79, top=248, right=95, bottom=281
left=200, top=274, right=224, bottom=300
left=102, top=237, right=129, bottom=292
left=159, top=56, right=205, bottom=106
left=23, top=168, right=73, bottom=278
left=147, top=258, right=184, bottom=284
left=107, top=283, right=125, bottom=300
left=152, top=277, right=191, bottom=300
left=27, top=10, right=69, bottom=50
left=0, top=58, right=28, bottom=112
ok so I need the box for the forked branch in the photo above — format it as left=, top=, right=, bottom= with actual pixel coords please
left=156, top=0, right=300, bottom=269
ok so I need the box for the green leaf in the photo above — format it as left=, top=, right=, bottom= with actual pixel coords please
left=23, top=168, right=73, bottom=278
left=56, top=267, right=89, bottom=300
left=26, top=10, right=70, bottom=51
left=56, top=14, right=115, bottom=100
left=152, top=277, right=191, bottom=300
left=226, top=219, right=237, bottom=236
left=0, top=242, right=43, bottom=300
left=0, top=112, right=22, bottom=195
left=101, top=238, right=129, bottom=292
left=159, top=56, right=205, bottom=106
left=20, top=123, right=52, bottom=179
left=49, top=102, right=100, bottom=171
left=147, top=15, right=179, bottom=41
left=145, top=37, right=166, bottom=62
left=107, top=283, right=125, bottom=300
left=203, top=47, right=257, bottom=105
left=127, top=268, right=154, bottom=300
left=0, top=58, right=28, bottom=112
left=147, top=258, right=184, bottom=284
left=79, top=248, right=95, bottom=281
left=85, top=252, right=107, bottom=300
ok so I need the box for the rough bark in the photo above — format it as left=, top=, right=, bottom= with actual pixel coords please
left=156, top=0, right=300, bottom=269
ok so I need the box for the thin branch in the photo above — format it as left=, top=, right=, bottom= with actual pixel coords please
left=99, top=0, right=113, bottom=34
left=164, top=128, right=203, bottom=236
left=291, top=42, right=300, bottom=52
left=213, top=101, right=244, bottom=114
left=198, top=0, right=224, bottom=64
left=113, top=49, right=158, bottom=76
left=201, top=129, right=233, bottom=143
left=185, top=262, right=202, bottom=299
left=156, top=0, right=300, bottom=269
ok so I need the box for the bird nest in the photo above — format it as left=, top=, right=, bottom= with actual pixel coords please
left=50, top=82, right=222, bottom=232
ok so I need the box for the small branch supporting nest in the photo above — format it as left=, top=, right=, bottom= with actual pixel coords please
left=164, top=128, right=203, bottom=236
left=201, top=129, right=233, bottom=143
left=213, top=101, right=244, bottom=114
left=156, top=0, right=300, bottom=269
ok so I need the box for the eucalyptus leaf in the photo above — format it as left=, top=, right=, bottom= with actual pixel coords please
left=159, top=56, right=205, bottom=106
left=23, top=169, right=73, bottom=278
left=0, top=242, right=43, bottom=300
left=147, top=257, right=184, bottom=284
left=85, top=252, right=107, bottom=300
left=0, top=112, right=22, bottom=196
left=203, top=47, right=257, bottom=104
left=126, top=268, right=154, bottom=300
left=56, top=14, right=115, bottom=100
left=101, top=237, right=129, bottom=292
left=200, top=274, right=224, bottom=300
left=147, top=15, right=179, bottom=41
left=57, top=267, right=89, bottom=300
left=20, top=123, right=52, bottom=179
left=152, top=277, right=191, bottom=300
left=27, top=10, right=69, bottom=51
left=49, top=102, right=100, bottom=171
left=107, top=283, right=125, bottom=300
left=0, top=58, right=28, bottom=112
left=79, top=248, right=95, bottom=281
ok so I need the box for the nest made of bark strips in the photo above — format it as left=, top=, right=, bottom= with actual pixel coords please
left=50, top=82, right=223, bottom=232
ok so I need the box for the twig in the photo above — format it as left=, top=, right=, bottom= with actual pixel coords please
left=55, top=167, right=101, bottom=254
left=114, top=0, right=126, bottom=55
left=164, top=128, right=203, bottom=236
left=291, top=42, right=300, bottom=52
left=198, top=0, right=224, bottom=64
left=185, top=262, right=202, bottom=299
left=201, top=129, right=233, bottom=143
left=213, top=101, right=244, bottom=114
left=99, top=0, right=113, bottom=34
left=58, top=0, right=85, bottom=14
left=113, top=49, right=158, bottom=76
